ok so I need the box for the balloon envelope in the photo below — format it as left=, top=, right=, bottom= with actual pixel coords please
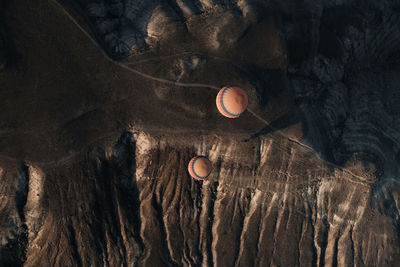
left=188, top=156, right=212, bottom=180
left=216, top=86, right=248, bottom=118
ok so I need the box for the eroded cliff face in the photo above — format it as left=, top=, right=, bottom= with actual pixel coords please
left=1, top=131, right=398, bottom=266
left=1, top=0, right=400, bottom=266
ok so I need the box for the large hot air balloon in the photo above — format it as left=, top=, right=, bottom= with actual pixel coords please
left=188, top=156, right=212, bottom=180
left=216, top=86, right=248, bottom=118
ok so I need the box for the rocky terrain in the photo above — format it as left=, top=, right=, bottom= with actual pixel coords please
left=0, top=0, right=400, bottom=266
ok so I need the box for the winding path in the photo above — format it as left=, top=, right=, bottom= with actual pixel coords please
left=1, top=0, right=377, bottom=185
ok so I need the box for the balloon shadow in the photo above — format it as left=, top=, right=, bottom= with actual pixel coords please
left=246, top=108, right=301, bottom=140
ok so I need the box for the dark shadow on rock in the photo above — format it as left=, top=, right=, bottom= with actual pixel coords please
left=0, top=163, right=29, bottom=267
left=248, top=109, right=301, bottom=140
left=243, top=0, right=400, bottom=178
left=237, top=65, right=286, bottom=107
left=113, top=131, right=145, bottom=253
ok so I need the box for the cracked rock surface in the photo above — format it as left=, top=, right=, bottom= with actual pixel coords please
left=0, top=0, right=400, bottom=266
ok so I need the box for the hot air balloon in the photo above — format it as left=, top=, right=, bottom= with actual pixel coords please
left=216, top=86, right=248, bottom=118
left=188, top=156, right=212, bottom=180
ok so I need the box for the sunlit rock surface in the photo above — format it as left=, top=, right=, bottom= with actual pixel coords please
left=0, top=0, right=400, bottom=266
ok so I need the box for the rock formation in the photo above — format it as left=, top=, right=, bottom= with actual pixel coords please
left=0, top=0, right=400, bottom=266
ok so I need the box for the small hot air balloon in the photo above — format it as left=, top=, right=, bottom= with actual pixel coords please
left=216, top=86, right=248, bottom=118
left=188, top=156, right=212, bottom=180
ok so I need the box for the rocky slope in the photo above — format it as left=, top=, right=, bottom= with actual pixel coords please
left=0, top=0, right=400, bottom=266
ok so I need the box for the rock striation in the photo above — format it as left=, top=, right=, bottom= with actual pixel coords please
left=0, top=0, right=400, bottom=266
left=1, top=131, right=399, bottom=266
